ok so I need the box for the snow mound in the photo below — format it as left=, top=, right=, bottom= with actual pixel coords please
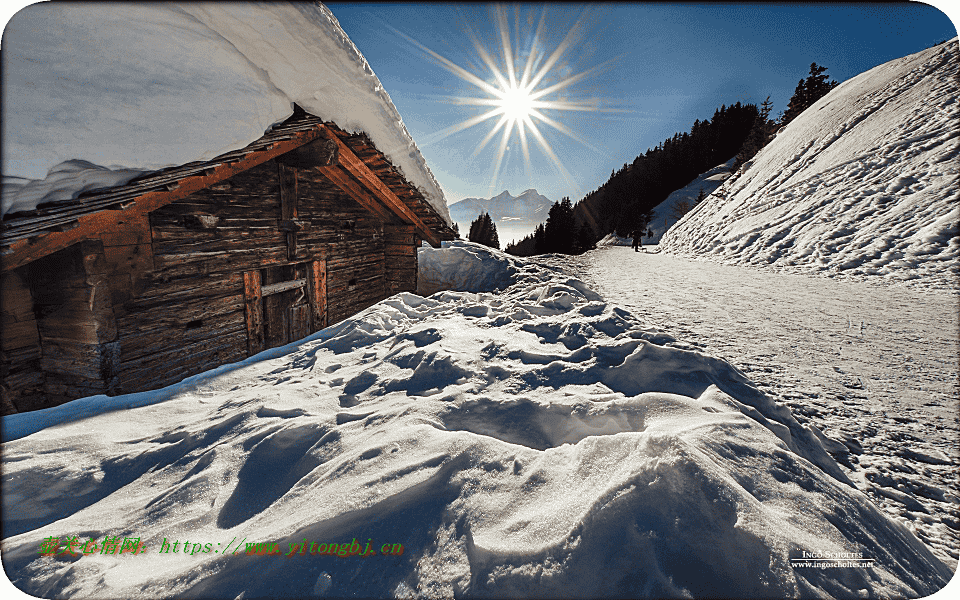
left=659, top=40, right=959, bottom=290
left=596, top=233, right=633, bottom=247
left=2, top=2, right=451, bottom=224
left=2, top=245, right=950, bottom=598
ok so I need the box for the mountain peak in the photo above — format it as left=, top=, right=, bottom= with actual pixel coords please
left=519, top=188, right=539, bottom=196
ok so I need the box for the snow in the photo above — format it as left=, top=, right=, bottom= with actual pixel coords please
left=1, top=241, right=952, bottom=598
left=558, top=247, right=960, bottom=568
left=659, top=40, right=959, bottom=290
left=1, top=2, right=452, bottom=225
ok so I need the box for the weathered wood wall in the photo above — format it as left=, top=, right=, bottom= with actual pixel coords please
left=23, top=242, right=120, bottom=407
left=108, top=158, right=401, bottom=394
left=1, top=269, right=42, bottom=414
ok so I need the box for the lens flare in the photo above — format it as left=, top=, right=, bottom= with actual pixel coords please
left=398, top=4, right=618, bottom=196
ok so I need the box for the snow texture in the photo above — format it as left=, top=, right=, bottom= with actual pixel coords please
left=659, top=40, right=959, bottom=290
left=1, top=241, right=951, bottom=598
left=1, top=2, right=452, bottom=225
left=555, top=247, right=960, bottom=568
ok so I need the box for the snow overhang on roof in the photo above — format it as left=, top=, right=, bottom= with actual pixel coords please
left=0, top=109, right=455, bottom=272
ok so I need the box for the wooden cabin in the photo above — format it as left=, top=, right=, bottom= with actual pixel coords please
left=0, top=108, right=456, bottom=415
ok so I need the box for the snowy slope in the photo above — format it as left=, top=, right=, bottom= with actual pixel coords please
left=1, top=2, right=452, bottom=225
left=659, top=40, right=959, bottom=289
left=1, top=242, right=951, bottom=598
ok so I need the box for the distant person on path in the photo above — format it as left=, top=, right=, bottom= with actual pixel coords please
left=631, top=230, right=643, bottom=252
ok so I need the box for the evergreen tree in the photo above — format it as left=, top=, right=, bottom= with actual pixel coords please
left=468, top=212, right=500, bottom=249
left=543, top=197, right=577, bottom=254
left=573, top=224, right=596, bottom=254
left=733, top=96, right=775, bottom=173
left=452, top=222, right=460, bottom=238
left=782, top=63, right=838, bottom=125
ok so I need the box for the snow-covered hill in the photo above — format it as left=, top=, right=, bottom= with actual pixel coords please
left=1, top=2, right=452, bottom=225
left=659, top=40, right=959, bottom=289
left=1, top=241, right=951, bottom=598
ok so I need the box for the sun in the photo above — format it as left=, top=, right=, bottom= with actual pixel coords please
left=397, top=5, right=615, bottom=195
left=497, top=82, right=535, bottom=123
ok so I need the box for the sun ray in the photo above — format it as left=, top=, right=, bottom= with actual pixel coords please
left=528, top=109, right=603, bottom=154
left=472, top=114, right=509, bottom=158
left=419, top=107, right=504, bottom=147
left=402, top=4, right=619, bottom=194
left=488, top=118, right=515, bottom=195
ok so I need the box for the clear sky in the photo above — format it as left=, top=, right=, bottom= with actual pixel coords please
left=326, top=2, right=957, bottom=206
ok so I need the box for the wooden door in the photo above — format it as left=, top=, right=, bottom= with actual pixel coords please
left=244, top=260, right=327, bottom=355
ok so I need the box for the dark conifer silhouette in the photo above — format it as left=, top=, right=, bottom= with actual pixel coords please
left=468, top=212, right=500, bottom=249
left=782, top=63, right=838, bottom=125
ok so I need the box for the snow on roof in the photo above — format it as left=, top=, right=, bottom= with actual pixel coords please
left=1, top=2, right=452, bottom=225
left=660, top=40, right=959, bottom=289
left=1, top=241, right=951, bottom=597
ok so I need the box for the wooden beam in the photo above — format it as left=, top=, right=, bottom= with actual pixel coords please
left=315, top=165, right=397, bottom=224
left=278, top=163, right=299, bottom=260
left=243, top=270, right=264, bottom=356
left=317, top=126, right=442, bottom=247
left=2, top=126, right=325, bottom=273
left=261, top=278, right=306, bottom=297
left=275, top=137, right=338, bottom=169
left=308, top=259, right=327, bottom=330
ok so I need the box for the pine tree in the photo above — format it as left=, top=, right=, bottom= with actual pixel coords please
left=695, top=187, right=707, bottom=204
left=733, top=96, right=775, bottom=173
left=782, top=63, right=838, bottom=125
left=468, top=212, right=500, bottom=249
left=573, top=224, right=596, bottom=254
left=543, top=197, right=576, bottom=254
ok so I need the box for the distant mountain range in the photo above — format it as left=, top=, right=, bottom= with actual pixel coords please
left=448, top=189, right=553, bottom=233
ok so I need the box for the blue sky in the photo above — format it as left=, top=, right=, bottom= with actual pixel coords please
left=327, top=2, right=957, bottom=206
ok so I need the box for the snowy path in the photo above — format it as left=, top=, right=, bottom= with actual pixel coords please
left=549, top=246, right=959, bottom=566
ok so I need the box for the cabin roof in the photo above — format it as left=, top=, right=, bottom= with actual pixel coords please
left=1, top=110, right=455, bottom=272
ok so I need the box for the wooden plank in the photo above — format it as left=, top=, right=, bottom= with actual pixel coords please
left=261, top=278, right=307, bottom=297
left=243, top=270, right=264, bottom=356
left=117, top=314, right=245, bottom=363
left=275, top=136, right=339, bottom=169
left=99, top=212, right=152, bottom=248
left=384, top=243, right=416, bottom=256
left=1, top=321, right=40, bottom=351
left=279, top=162, right=299, bottom=260
left=318, top=126, right=441, bottom=247
left=308, top=259, right=327, bottom=330
left=2, top=125, right=325, bottom=273
left=288, top=304, right=312, bottom=342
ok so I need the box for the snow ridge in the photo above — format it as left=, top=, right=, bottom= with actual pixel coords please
left=659, top=40, right=959, bottom=289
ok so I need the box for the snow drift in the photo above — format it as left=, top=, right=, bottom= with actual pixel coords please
left=659, top=40, right=959, bottom=289
left=2, top=242, right=950, bottom=598
left=1, top=2, right=452, bottom=225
